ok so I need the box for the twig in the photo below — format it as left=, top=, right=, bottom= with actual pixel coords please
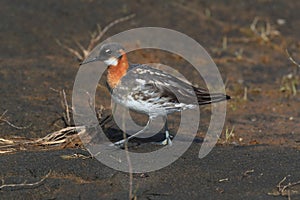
left=121, top=112, right=134, bottom=200
left=0, top=110, right=8, bottom=119
left=0, top=93, right=112, bottom=153
left=55, top=39, right=84, bottom=61
left=61, top=90, right=71, bottom=126
left=251, top=17, right=268, bottom=41
left=0, top=110, right=31, bottom=130
left=86, top=14, right=135, bottom=54
left=250, top=17, right=281, bottom=42
left=243, top=169, right=254, bottom=177
left=243, top=87, right=248, bottom=101
left=56, top=14, right=135, bottom=62
left=218, top=178, right=229, bottom=183
left=35, top=126, right=86, bottom=145
left=85, top=91, right=95, bottom=114
left=0, top=125, right=88, bottom=153
left=60, top=153, right=94, bottom=160
left=275, top=176, right=300, bottom=198
left=286, top=49, right=300, bottom=68
left=0, top=170, right=51, bottom=189
left=278, top=177, right=300, bottom=193
left=172, top=2, right=227, bottom=28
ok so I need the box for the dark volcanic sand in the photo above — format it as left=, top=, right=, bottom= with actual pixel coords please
left=1, top=0, right=300, bottom=199
left=0, top=146, right=299, bottom=200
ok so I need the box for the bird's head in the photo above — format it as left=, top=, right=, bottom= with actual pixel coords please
left=81, top=43, right=125, bottom=66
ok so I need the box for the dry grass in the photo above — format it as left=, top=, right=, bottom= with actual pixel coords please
left=280, top=73, right=299, bottom=96
left=0, top=116, right=87, bottom=154
left=0, top=89, right=112, bottom=154
left=280, top=49, right=300, bottom=97
left=0, top=170, right=51, bottom=189
left=250, top=17, right=280, bottom=42
left=0, top=110, right=31, bottom=130
left=268, top=176, right=300, bottom=199
left=286, top=49, right=300, bottom=69
left=56, top=14, right=135, bottom=62
left=218, top=126, right=237, bottom=145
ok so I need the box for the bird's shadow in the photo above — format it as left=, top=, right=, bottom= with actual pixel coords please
left=102, top=126, right=204, bottom=148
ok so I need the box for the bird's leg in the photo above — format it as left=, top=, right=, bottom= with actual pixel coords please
left=158, top=115, right=172, bottom=146
left=112, top=117, right=152, bottom=146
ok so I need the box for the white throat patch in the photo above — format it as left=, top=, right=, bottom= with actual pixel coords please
left=104, top=57, right=118, bottom=66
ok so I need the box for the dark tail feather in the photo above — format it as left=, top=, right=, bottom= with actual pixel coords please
left=193, top=87, right=230, bottom=105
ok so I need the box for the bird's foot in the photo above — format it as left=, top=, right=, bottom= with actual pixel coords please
left=153, top=130, right=173, bottom=146
left=159, top=137, right=172, bottom=146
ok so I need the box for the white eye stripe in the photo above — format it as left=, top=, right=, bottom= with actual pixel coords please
left=104, top=57, right=118, bottom=66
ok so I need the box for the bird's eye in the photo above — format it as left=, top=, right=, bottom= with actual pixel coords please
left=105, top=49, right=112, bottom=54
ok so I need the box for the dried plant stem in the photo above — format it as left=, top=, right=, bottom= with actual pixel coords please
left=86, top=14, right=135, bottom=54
left=56, top=39, right=84, bottom=60
left=268, top=176, right=300, bottom=199
left=0, top=170, right=51, bottom=189
left=35, top=126, right=86, bottom=145
left=61, top=89, right=72, bottom=126
left=277, top=177, right=300, bottom=193
left=0, top=126, right=87, bottom=154
left=0, top=110, right=31, bottom=130
left=286, top=49, right=300, bottom=69
left=0, top=89, right=112, bottom=154
left=121, top=112, right=134, bottom=200
left=56, top=14, right=135, bottom=61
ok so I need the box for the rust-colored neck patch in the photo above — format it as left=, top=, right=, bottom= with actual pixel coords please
left=107, top=51, right=129, bottom=89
